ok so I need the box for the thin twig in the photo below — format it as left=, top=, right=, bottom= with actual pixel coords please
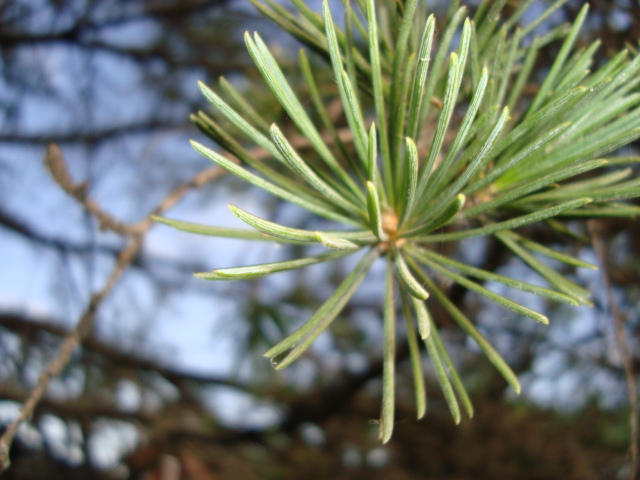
left=0, top=383, right=154, bottom=425
left=0, top=313, right=245, bottom=391
left=0, top=234, right=142, bottom=472
left=0, top=128, right=357, bottom=471
left=44, top=143, right=226, bottom=235
left=0, top=143, right=223, bottom=471
left=589, top=220, right=638, bottom=480
left=45, top=127, right=354, bottom=236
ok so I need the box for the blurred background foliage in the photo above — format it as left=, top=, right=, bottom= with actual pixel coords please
left=0, top=0, right=638, bottom=479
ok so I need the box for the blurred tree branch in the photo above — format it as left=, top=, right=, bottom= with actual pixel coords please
left=589, top=220, right=639, bottom=480
left=0, top=141, right=223, bottom=471
left=0, top=121, right=193, bottom=145
left=0, top=313, right=244, bottom=391
left=0, top=232, right=141, bottom=472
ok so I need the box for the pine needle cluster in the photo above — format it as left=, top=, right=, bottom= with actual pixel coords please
left=156, top=0, right=640, bottom=442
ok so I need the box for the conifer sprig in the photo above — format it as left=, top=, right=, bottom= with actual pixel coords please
left=158, top=0, right=640, bottom=441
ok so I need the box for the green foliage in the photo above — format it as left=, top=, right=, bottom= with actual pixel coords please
left=157, top=0, right=640, bottom=442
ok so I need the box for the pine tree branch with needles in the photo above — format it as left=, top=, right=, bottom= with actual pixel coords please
left=157, top=0, right=640, bottom=443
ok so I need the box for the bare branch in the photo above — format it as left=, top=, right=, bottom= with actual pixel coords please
left=589, top=220, right=639, bottom=480
left=0, top=234, right=141, bottom=472
left=0, top=121, right=193, bottom=145
left=0, top=139, right=241, bottom=471
left=0, top=383, right=153, bottom=425
left=42, top=144, right=226, bottom=235
left=0, top=119, right=356, bottom=472
left=0, top=313, right=246, bottom=391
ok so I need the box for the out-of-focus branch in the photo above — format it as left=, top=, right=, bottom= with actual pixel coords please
left=0, top=0, right=232, bottom=42
left=44, top=143, right=134, bottom=235
left=0, top=39, right=250, bottom=76
left=0, top=313, right=246, bottom=391
left=0, top=207, right=120, bottom=256
left=0, top=120, right=355, bottom=471
left=0, top=383, right=154, bottom=425
left=0, top=134, right=268, bottom=471
left=0, top=234, right=141, bottom=473
left=0, top=121, right=194, bottom=145
left=42, top=143, right=223, bottom=235
left=44, top=124, right=354, bottom=235
left=0, top=206, right=215, bottom=282
left=589, top=220, right=638, bottom=480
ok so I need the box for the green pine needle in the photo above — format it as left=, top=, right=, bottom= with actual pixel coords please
left=156, top=0, right=640, bottom=440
